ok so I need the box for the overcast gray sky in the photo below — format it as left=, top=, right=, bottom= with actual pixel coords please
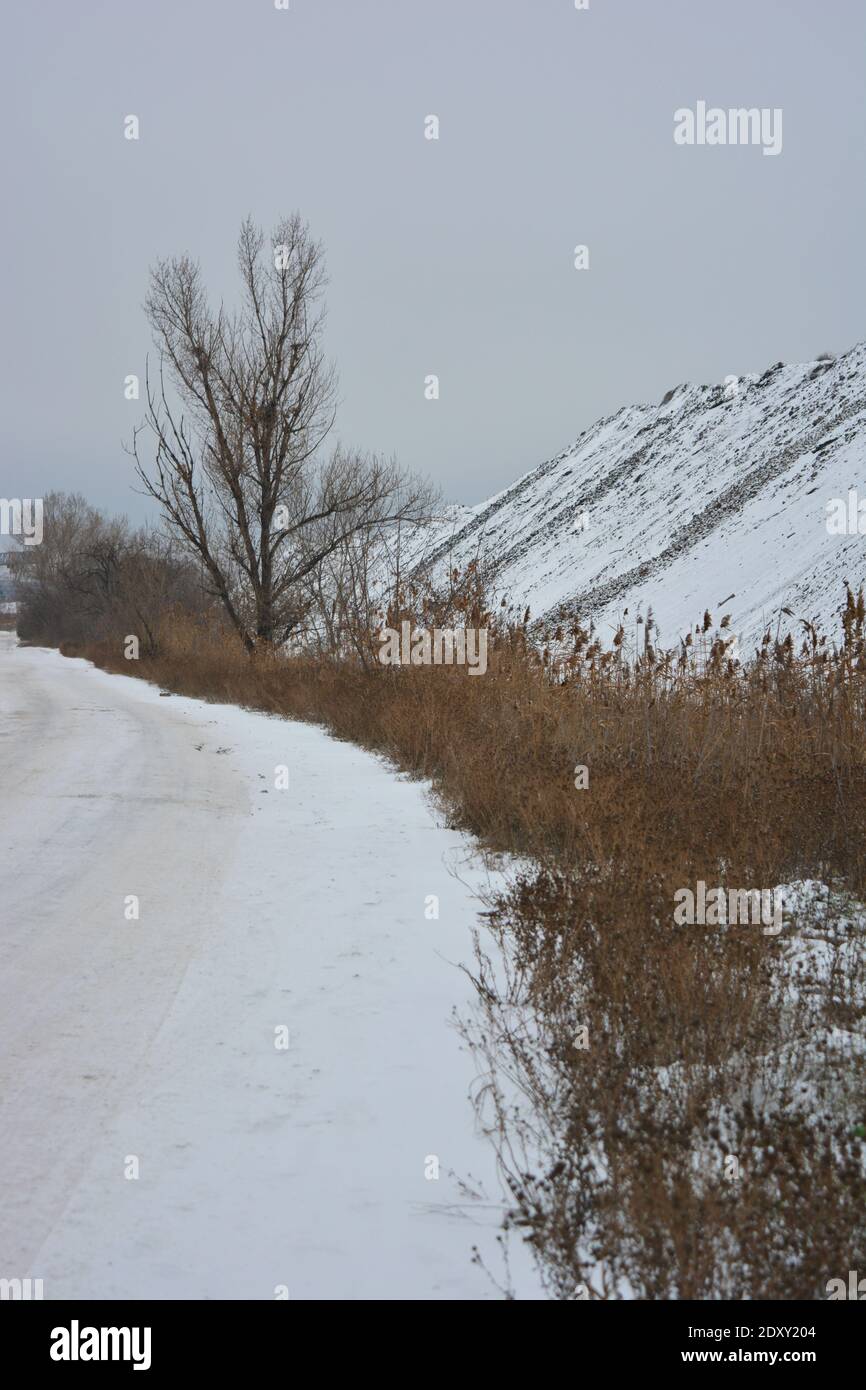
left=2, top=0, right=863, bottom=522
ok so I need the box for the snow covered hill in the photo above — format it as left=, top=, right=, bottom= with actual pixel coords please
left=415, top=343, right=866, bottom=651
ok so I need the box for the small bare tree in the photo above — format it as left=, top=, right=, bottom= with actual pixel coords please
left=132, top=215, right=431, bottom=650
left=11, top=491, right=211, bottom=647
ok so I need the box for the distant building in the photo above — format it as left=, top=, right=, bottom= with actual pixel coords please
left=0, top=549, right=20, bottom=604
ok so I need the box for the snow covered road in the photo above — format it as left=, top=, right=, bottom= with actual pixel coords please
left=0, top=635, right=536, bottom=1299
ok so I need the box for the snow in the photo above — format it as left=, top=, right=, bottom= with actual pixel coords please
left=408, top=344, right=866, bottom=650
left=0, top=634, right=540, bottom=1300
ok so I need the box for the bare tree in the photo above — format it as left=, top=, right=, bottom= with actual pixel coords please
left=131, top=215, right=432, bottom=651
left=11, top=492, right=211, bottom=648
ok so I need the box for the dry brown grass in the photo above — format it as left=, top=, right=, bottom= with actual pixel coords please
left=70, top=590, right=866, bottom=883
left=59, top=582, right=866, bottom=1299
